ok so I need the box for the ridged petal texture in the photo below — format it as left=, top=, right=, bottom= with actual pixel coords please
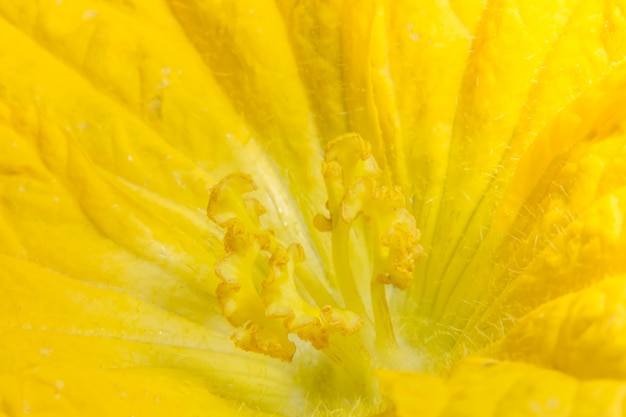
left=2, top=0, right=626, bottom=416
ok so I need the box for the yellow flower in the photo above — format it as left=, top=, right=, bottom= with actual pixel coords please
left=2, top=0, right=626, bottom=416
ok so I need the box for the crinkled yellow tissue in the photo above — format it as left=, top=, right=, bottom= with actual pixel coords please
left=3, top=1, right=626, bottom=416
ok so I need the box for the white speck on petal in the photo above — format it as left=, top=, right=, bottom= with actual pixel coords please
left=407, top=23, right=420, bottom=41
left=173, top=171, right=187, bottom=188
left=149, top=98, right=162, bottom=113
left=127, top=154, right=133, bottom=161
left=82, top=10, right=98, bottom=20
left=529, top=401, right=541, bottom=413
left=547, top=397, right=560, bottom=408
left=158, top=78, right=170, bottom=89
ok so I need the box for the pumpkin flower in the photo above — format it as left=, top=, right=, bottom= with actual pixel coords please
left=3, top=0, right=626, bottom=415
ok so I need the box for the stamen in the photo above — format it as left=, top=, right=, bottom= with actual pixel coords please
left=207, top=133, right=421, bottom=370
left=208, top=173, right=363, bottom=362
left=316, top=134, right=422, bottom=350
left=264, top=243, right=362, bottom=350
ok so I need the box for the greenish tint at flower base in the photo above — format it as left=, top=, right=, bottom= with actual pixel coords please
left=2, top=1, right=626, bottom=416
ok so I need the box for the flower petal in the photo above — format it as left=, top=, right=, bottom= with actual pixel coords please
left=0, top=19, right=221, bottom=324
left=0, top=366, right=276, bottom=417
left=379, top=358, right=626, bottom=417
left=450, top=62, right=626, bottom=360
left=396, top=0, right=626, bottom=366
left=487, top=275, right=626, bottom=380
left=0, top=4, right=310, bottom=411
left=0, top=1, right=328, bottom=274
left=0, top=255, right=295, bottom=414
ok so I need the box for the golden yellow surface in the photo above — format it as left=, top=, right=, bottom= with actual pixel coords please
left=2, top=0, right=626, bottom=416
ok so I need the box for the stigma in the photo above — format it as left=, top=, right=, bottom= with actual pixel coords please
left=207, top=133, right=422, bottom=367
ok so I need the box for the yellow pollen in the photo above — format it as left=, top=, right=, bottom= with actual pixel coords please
left=207, top=133, right=422, bottom=366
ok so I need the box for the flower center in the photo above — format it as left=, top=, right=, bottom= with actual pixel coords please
left=207, top=133, right=422, bottom=408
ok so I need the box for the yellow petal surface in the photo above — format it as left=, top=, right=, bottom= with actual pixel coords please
left=3, top=0, right=626, bottom=416
left=487, top=275, right=626, bottom=380
left=0, top=255, right=294, bottom=415
left=0, top=365, right=275, bottom=417
left=397, top=0, right=626, bottom=366
left=449, top=61, right=626, bottom=361
left=379, top=358, right=626, bottom=417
